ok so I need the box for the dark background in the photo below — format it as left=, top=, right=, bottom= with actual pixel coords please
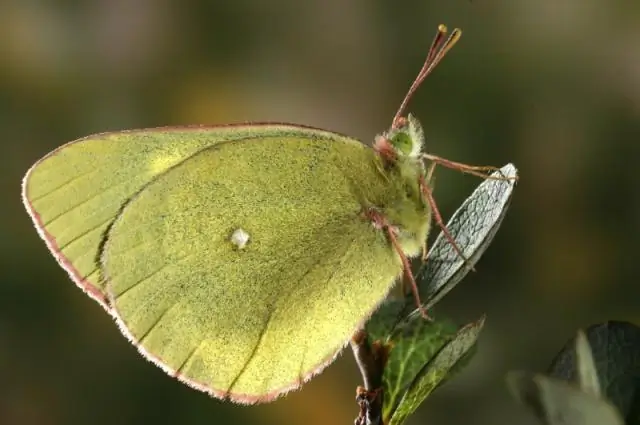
left=2, top=1, right=639, bottom=424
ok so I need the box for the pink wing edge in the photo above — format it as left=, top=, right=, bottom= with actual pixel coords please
left=22, top=121, right=382, bottom=404
left=20, top=121, right=354, bottom=311
left=107, top=280, right=395, bottom=404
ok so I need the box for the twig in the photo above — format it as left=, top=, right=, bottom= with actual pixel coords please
left=350, top=329, right=388, bottom=425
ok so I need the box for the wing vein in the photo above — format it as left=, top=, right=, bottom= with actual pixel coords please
left=107, top=253, right=194, bottom=299
left=58, top=216, right=113, bottom=251
left=43, top=175, right=143, bottom=227
left=296, top=232, right=359, bottom=379
left=175, top=342, right=203, bottom=376
left=226, top=309, right=274, bottom=395
left=29, top=167, right=99, bottom=204
left=138, top=303, right=175, bottom=345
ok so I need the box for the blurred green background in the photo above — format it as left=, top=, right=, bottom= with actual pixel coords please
left=2, top=1, right=639, bottom=424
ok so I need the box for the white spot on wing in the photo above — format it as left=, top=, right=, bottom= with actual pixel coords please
left=230, top=228, right=250, bottom=249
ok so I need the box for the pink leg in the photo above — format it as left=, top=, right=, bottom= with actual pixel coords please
left=422, top=153, right=518, bottom=181
left=419, top=175, right=476, bottom=272
left=365, top=208, right=432, bottom=320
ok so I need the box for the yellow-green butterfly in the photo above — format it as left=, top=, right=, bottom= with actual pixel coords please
left=22, top=25, right=498, bottom=403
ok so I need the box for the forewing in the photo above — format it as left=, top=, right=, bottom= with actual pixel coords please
left=22, top=124, right=350, bottom=308
left=102, top=135, right=403, bottom=402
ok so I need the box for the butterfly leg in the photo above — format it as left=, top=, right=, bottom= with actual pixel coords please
left=422, top=153, right=518, bottom=181
left=419, top=175, right=476, bottom=272
left=421, top=162, right=437, bottom=262
left=364, top=208, right=432, bottom=320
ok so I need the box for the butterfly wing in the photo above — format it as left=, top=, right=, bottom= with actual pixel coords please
left=102, top=134, right=403, bottom=402
left=22, top=124, right=354, bottom=308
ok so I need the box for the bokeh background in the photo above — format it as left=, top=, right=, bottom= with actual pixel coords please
left=2, top=0, right=639, bottom=424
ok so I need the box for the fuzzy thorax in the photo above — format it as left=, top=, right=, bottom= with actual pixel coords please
left=373, top=114, right=432, bottom=258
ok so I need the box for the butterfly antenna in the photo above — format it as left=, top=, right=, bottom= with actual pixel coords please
left=392, top=25, right=462, bottom=129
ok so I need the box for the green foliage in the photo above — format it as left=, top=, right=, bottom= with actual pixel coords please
left=508, top=321, right=640, bottom=425
left=354, top=163, right=518, bottom=425
left=507, top=371, right=624, bottom=425
left=386, top=317, right=484, bottom=425
left=548, top=321, right=640, bottom=425
left=373, top=312, right=458, bottom=422
left=415, top=163, right=519, bottom=312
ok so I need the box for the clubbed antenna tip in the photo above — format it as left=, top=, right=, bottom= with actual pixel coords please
left=392, top=25, right=462, bottom=129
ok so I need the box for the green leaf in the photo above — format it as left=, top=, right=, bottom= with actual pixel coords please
left=367, top=163, right=518, bottom=333
left=356, top=164, right=517, bottom=425
left=415, top=163, right=518, bottom=312
left=548, top=321, right=640, bottom=425
left=574, top=330, right=601, bottom=397
left=375, top=314, right=457, bottom=422
left=506, top=371, right=625, bottom=425
left=366, top=299, right=408, bottom=343
left=386, top=316, right=485, bottom=425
